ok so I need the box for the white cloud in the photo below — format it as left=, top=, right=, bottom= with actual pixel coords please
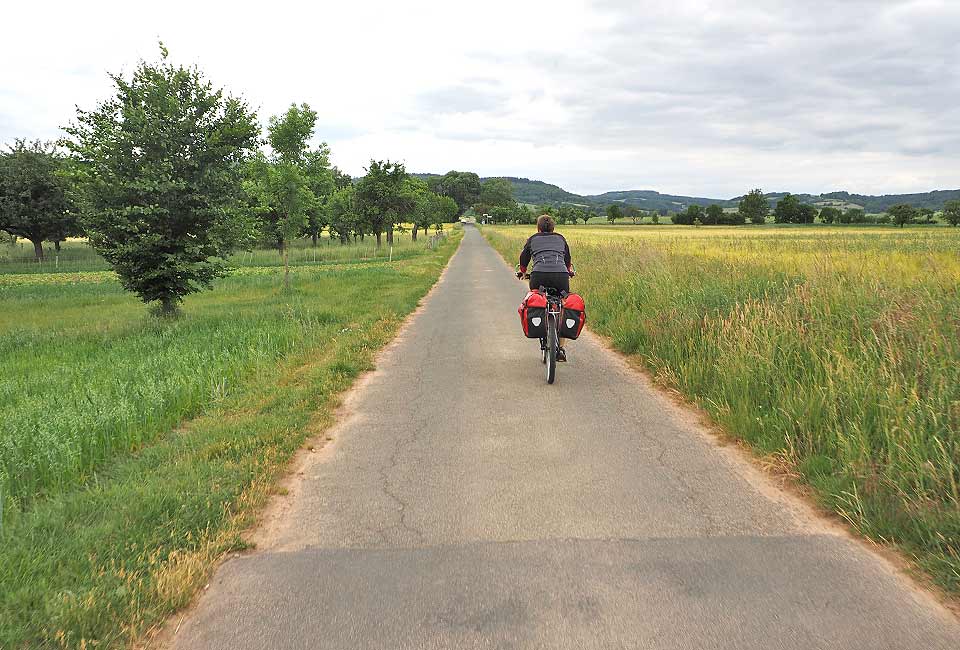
left=1, top=0, right=957, bottom=197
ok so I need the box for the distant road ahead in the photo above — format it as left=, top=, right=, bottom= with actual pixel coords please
left=171, top=225, right=959, bottom=649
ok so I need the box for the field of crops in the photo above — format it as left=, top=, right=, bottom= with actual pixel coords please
left=0, top=230, right=461, bottom=647
left=484, top=225, right=960, bottom=594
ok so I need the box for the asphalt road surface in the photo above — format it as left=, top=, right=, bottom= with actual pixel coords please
left=170, top=225, right=959, bottom=649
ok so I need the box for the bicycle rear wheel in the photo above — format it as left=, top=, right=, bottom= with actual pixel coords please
left=546, top=313, right=557, bottom=384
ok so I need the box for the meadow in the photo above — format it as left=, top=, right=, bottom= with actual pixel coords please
left=0, top=230, right=461, bottom=648
left=0, top=231, right=442, bottom=275
left=484, top=225, right=960, bottom=595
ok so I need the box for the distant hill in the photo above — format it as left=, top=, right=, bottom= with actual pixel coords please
left=818, top=190, right=960, bottom=212
left=411, top=172, right=959, bottom=213
left=493, top=177, right=584, bottom=206
left=583, top=190, right=732, bottom=212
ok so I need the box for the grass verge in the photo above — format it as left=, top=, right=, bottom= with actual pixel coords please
left=483, top=224, right=960, bottom=597
left=0, top=229, right=461, bottom=648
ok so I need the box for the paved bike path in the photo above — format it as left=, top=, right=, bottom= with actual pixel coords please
left=170, top=225, right=959, bottom=649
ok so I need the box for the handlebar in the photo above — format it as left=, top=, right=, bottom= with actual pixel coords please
left=516, top=270, right=576, bottom=280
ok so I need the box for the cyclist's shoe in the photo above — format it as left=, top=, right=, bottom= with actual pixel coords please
left=557, top=347, right=567, bottom=362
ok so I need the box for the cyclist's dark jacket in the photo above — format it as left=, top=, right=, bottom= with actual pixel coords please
left=519, top=232, right=571, bottom=274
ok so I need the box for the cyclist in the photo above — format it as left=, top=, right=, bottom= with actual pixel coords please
left=517, top=214, right=575, bottom=361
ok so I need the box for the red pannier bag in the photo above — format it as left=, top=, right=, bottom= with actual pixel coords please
left=560, top=293, right=586, bottom=339
left=518, top=290, right=548, bottom=338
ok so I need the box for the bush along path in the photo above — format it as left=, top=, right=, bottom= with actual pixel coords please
left=0, top=230, right=461, bottom=649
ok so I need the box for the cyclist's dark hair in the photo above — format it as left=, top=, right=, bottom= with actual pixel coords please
left=537, top=214, right=555, bottom=232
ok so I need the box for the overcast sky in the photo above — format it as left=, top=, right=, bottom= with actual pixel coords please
left=2, top=0, right=958, bottom=197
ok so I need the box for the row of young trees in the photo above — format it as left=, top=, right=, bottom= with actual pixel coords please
left=0, top=47, right=463, bottom=314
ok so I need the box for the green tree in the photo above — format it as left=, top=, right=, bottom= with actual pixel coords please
left=355, top=160, right=412, bottom=248
left=302, top=145, right=335, bottom=246
left=437, top=195, right=458, bottom=224
left=479, top=177, right=513, bottom=211
left=585, top=211, right=597, bottom=225
left=434, top=170, right=480, bottom=215
left=606, top=203, right=622, bottom=223
left=246, top=103, right=322, bottom=288
left=570, top=207, right=585, bottom=226
left=327, top=185, right=359, bottom=243
left=0, top=139, right=79, bottom=260
left=738, top=189, right=768, bottom=224
left=819, top=206, right=841, bottom=224
left=63, top=47, right=260, bottom=315
left=888, top=203, right=917, bottom=228
left=943, top=200, right=960, bottom=226
left=331, top=166, right=352, bottom=190
left=797, top=203, right=817, bottom=224
left=841, top=208, right=865, bottom=224
left=674, top=204, right=702, bottom=225
left=774, top=194, right=800, bottom=223
left=405, top=177, right=437, bottom=241
left=704, top=204, right=723, bottom=225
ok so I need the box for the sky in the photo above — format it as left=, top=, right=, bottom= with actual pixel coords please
left=2, top=0, right=958, bottom=198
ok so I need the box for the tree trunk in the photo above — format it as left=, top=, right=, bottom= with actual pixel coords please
left=311, top=233, right=318, bottom=247
left=32, top=239, right=44, bottom=260
left=282, top=243, right=290, bottom=290
left=386, top=226, right=394, bottom=245
left=277, top=236, right=285, bottom=257
left=158, top=295, right=180, bottom=318
left=54, top=240, right=62, bottom=252
left=412, top=224, right=418, bottom=241
left=375, top=231, right=382, bottom=248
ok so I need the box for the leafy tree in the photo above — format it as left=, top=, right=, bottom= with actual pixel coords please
left=738, top=189, right=768, bottom=224
left=327, top=185, right=359, bottom=243
left=437, top=195, right=458, bottom=224
left=841, top=208, right=865, bottom=224
left=585, top=211, right=596, bottom=225
left=916, top=207, right=935, bottom=224
left=488, top=205, right=512, bottom=224
left=302, top=145, right=335, bottom=246
left=246, top=103, right=322, bottom=288
left=355, top=160, right=412, bottom=247
left=606, top=203, right=622, bottom=223
left=704, top=204, right=723, bottom=226
left=434, top=170, right=480, bottom=215
left=796, top=203, right=817, bottom=224
left=479, top=177, right=514, bottom=212
left=674, top=204, right=702, bottom=225
left=0, top=139, right=79, bottom=260
left=651, top=213, right=660, bottom=225
left=63, top=47, right=260, bottom=315
left=943, top=200, right=960, bottom=226
left=331, top=166, right=352, bottom=190
left=819, top=206, right=841, bottom=224
left=888, top=203, right=917, bottom=228
left=774, top=193, right=800, bottom=223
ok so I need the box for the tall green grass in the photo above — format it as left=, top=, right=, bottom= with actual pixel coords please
left=0, top=233, right=453, bottom=519
left=484, top=225, right=960, bottom=594
left=0, top=229, right=461, bottom=648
